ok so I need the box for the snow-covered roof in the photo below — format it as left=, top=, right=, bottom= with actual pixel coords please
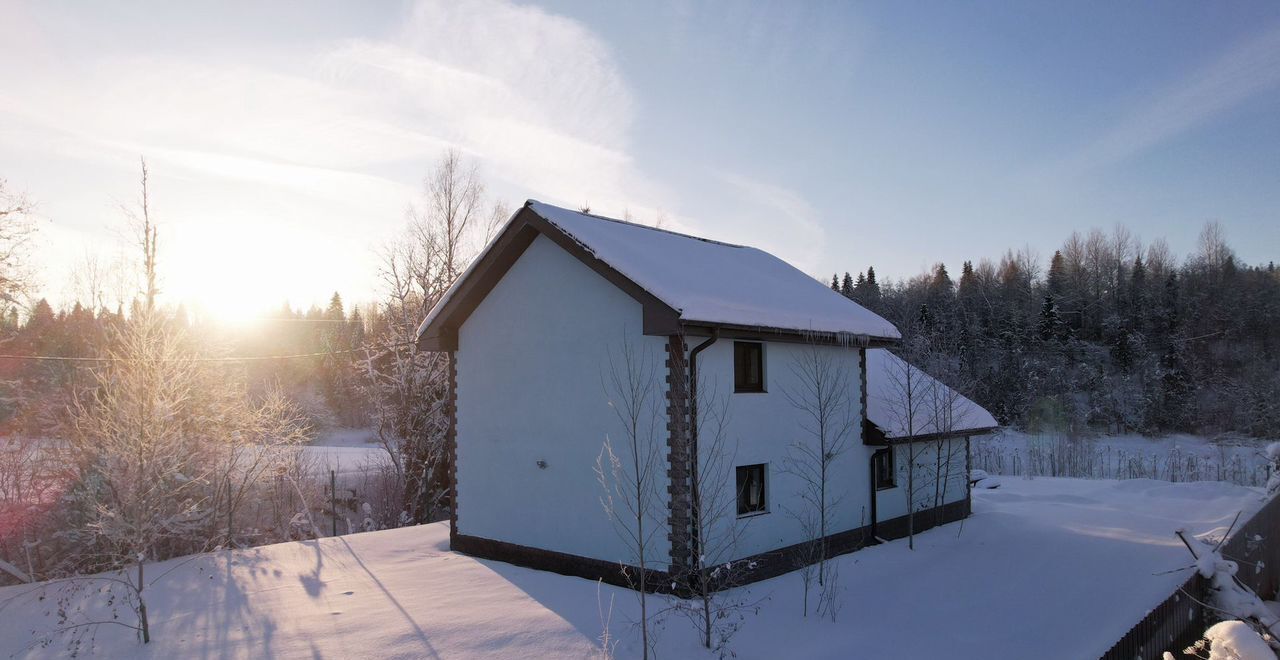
left=417, top=200, right=900, bottom=343
left=865, top=349, right=998, bottom=439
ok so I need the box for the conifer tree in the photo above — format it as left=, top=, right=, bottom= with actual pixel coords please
left=1129, top=255, right=1148, bottom=334
left=1037, top=294, right=1062, bottom=342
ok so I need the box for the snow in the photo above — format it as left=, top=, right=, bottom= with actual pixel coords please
left=419, top=201, right=901, bottom=341
left=865, top=348, right=999, bottom=437
left=0, top=477, right=1262, bottom=659
left=1199, top=621, right=1276, bottom=660
left=301, top=427, right=386, bottom=480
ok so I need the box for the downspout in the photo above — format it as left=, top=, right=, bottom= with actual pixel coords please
left=687, top=328, right=719, bottom=573
left=869, top=450, right=879, bottom=544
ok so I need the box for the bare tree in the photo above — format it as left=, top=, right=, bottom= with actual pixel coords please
left=360, top=149, right=507, bottom=524
left=68, top=250, right=125, bottom=314
left=1195, top=220, right=1234, bottom=271
left=594, top=334, right=664, bottom=659
left=670, top=371, right=759, bottom=656
left=208, top=385, right=310, bottom=546
left=917, top=351, right=977, bottom=522
left=779, top=342, right=856, bottom=618
left=0, top=179, right=34, bottom=309
left=877, top=338, right=933, bottom=550
left=55, top=160, right=314, bottom=648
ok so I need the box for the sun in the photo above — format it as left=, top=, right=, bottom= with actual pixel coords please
left=165, top=223, right=296, bottom=327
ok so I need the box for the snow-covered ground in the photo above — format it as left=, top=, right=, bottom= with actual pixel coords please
left=0, top=476, right=1264, bottom=659
left=301, top=427, right=386, bottom=479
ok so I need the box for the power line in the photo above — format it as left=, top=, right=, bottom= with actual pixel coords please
left=0, top=342, right=417, bottom=364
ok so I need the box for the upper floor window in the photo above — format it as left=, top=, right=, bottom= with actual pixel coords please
left=734, top=341, right=765, bottom=393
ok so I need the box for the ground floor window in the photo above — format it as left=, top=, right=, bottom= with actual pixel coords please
left=736, top=463, right=767, bottom=516
left=874, top=448, right=895, bottom=490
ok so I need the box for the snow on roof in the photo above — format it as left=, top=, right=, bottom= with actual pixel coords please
left=866, top=348, right=998, bottom=438
left=525, top=201, right=901, bottom=338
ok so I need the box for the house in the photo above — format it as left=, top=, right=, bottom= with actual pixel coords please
left=416, top=200, right=998, bottom=590
left=862, top=348, right=1000, bottom=539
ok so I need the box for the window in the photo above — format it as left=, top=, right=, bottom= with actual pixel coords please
left=734, top=341, right=765, bottom=393
left=874, top=448, right=895, bottom=490
left=736, top=464, right=767, bottom=516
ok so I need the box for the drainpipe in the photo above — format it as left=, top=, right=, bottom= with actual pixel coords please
left=869, top=450, right=880, bottom=543
left=687, top=328, right=719, bottom=573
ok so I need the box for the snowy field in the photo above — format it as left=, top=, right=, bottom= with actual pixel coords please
left=974, top=429, right=1276, bottom=487
left=301, top=427, right=387, bottom=480
left=0, top=476, right=1264, bottom=659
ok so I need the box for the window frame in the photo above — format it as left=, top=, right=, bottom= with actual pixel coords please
left=735, top=463, right=769, bottom=518
left=733, top=341, right=766, bottom=393
left=874, top=448, right=896, bottom=490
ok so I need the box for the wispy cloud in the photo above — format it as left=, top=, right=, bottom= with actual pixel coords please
left=1062, top=22, right=1280, bottom=174
left=0, top=0, right=676, bottom=310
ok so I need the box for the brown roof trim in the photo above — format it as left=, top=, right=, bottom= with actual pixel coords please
left=417, top=204, right=681, bottom=350
left=864, top=423, right=1000, bottom=446
left=418, top=202, right=899, bottom=350
left=680, top=322, right=897, bottom=348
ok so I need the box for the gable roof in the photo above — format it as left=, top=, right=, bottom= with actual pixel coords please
left=865, top=348, right=998, bottom=441
left=417, top=200, right=901, bottom=349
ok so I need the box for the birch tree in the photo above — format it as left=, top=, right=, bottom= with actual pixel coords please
left=671, top=371, right=759, bottom=656
left=595, top=335, right=663, bottom=659
left=780, top=342, right=856, bottom=618
left=877, top=338, right=933, bottom=550
left=0, top=179, right=33, bottom=309
left=360, top=149, right=509, bottom=524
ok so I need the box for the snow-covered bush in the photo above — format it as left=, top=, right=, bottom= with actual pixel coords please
left=1174, top=621, right=1277, bottom=660
left=1172, top=529, right=1280, bottom=659
left=1263, top=443, right=1280, bottom=496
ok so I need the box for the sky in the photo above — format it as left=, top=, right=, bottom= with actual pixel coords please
left=2, top=1, right=1278, bottom=320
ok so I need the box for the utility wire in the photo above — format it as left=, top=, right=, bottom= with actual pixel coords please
left=0, top=342, right=417, bottom=363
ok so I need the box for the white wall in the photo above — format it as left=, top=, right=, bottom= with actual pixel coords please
left=691, top=340, right=874, bottom=560
left=874, top=438, right=970, bottom=522
left=455, top=234, right=672, bottom=570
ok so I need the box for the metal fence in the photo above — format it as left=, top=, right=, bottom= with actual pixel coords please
left=1099, top=492, right=1280, bottom=660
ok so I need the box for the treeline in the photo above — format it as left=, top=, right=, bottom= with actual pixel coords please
left=0, top=293, right=376, bottom=437
left=0, top=152, right=505, bottom=597
left=835, top=223, right=1280, bottom=437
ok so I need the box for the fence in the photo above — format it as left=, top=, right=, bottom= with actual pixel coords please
left=971, top=435, right=1272, bottom=488
left=1099, top=491, right=1280, bottom=659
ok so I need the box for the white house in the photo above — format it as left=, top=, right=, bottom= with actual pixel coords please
left=416, top=200, right=998, bottom=589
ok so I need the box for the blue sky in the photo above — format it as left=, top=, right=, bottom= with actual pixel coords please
left=2, top=1, right=1277, bottom=317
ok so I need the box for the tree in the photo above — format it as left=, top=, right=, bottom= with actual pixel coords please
left=780, top=342, right=857, bottom=619
left=864, top=267, right=882, bottom=309
left=876, top=337, right=933, bottom=550
left=1038, top=294, right=1063, bottom=342
left=840, top=272, right=855, bottom=300
left=0, top=179, right=34, bottom=309
left=1128, top=255, right=1149, bottom=334
left=360, top=149, right=507, bottom=524
left=671, top=361, right=757, bottom=655
left=58, top=160, right=311, bottom=647
left=1046, top=250, right=1066, bottom=298
left=595, top=335, right=664, bottom=659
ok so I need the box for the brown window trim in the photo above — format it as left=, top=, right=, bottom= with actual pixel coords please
left=733, top=341, right=766, bottom=393
left=736, top=463, right=769, bottom=517
left=874, top=448, right=896, bottom=491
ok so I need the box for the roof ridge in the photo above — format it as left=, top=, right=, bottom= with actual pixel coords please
left=526, top=199, right=748, bottom=250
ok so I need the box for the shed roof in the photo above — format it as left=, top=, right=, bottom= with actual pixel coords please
left=417, top=201, right=901, bottom=348
left=865, top=348, right=999, bottom=440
